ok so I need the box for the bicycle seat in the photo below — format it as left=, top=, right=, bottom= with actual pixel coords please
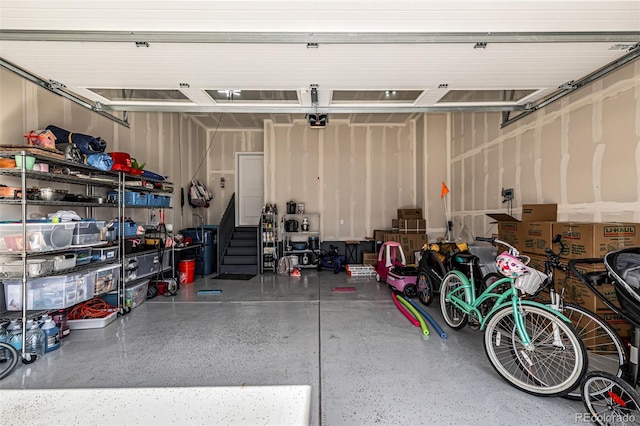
left=453, top=253, right=477, bottom=264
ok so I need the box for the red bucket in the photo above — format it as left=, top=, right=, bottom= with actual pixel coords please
left=178, top=259, right=196, bottom=284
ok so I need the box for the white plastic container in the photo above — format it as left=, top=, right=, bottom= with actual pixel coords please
left=0, top=222, right=75, bottom=253
left=2, top=274, right=85, bottom=311
left=67, top=311, right=117, bottom=330
left=0, top=258, right=54, bottom=278
left=39, top=253, right=77, bottom=271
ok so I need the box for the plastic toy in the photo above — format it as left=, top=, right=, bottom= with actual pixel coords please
left=376, top=241, right=418, bottom=298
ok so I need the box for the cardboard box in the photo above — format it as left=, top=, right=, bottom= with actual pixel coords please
left=399, top=234, right=429, bottom=264
left=522, top=204, right=558, bottom=222
left=523, top=222, right=555, bottom=255
left=362, top=251, right=378, bottom=266
left=384, top=233, right=400, bottom=243
left=391, top=219, right=427, bottom=234
left=488, top=204, right=557, bottom=224
left=373, top=229, right=393, bottom=243
left=397, top=208, right=423, bottom=220
left=497, top=221, right=525, bottom=252
left=487, top=204, right=558, bottom=253
left=552, top=222, right=640, bottom=259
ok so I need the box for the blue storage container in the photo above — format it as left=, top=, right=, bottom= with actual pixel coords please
left=160, top=195, right=171, bottom=207
left=106, top=221, right=138, bottom=241
left=148, top=194, right=163, bottom=207
left=107, top=191, right=148, bottom=206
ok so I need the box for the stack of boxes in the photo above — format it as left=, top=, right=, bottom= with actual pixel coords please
left=488, top=204, right=640, bottom=347
left=362, top=208, right=428, bottom=266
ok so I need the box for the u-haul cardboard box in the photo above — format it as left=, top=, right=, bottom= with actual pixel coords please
left=523, top=221, right=557, bottom=255
left=552, top=222, right=640, bottom=259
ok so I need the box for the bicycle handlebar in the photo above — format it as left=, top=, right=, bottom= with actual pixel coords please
left=475, top=236, right=520, bottom=257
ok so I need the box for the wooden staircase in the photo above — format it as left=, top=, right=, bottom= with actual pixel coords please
left=218, top=226, right=260, bottom=274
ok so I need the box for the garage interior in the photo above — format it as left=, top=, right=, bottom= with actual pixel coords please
left=1, top=1, right=640, bottom=424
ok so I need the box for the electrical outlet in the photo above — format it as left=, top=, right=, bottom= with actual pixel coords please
left=340, top=219, right=344, bottom=225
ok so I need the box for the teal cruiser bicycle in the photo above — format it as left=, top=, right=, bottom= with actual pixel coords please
left=440, top=237, right=587, bottom=397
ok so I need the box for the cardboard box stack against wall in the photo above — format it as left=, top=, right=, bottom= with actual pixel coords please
left=362, top=208, right=428, bottom=265
left=487, top=203, right=640, bottom=346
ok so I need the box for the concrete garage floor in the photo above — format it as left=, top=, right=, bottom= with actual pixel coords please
left=0, top=270, right=584, bottom=425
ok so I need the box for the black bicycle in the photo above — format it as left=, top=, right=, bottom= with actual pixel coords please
left=415, top=241, right=501, bottom=307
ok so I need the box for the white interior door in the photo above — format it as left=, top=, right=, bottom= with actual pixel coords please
left=236, top=152, right=264, bottom=226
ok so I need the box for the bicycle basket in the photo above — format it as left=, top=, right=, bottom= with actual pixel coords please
left=514, top=267, right=546, bottom=295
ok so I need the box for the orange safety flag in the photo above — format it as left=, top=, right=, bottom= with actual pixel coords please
left=441, top=181, right=450, bottom=198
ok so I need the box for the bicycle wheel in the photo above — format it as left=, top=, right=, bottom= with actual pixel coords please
left=483, top=304, right=587, bottom=396
left=581, top=371, right=640, bottom=426
left=439, top=272, right=468, bottom=330
left=416, top=272, right=434, bottom=306
left=560, top=304, right=628, bottom=400
left=0, top=342, right=19, bottom=381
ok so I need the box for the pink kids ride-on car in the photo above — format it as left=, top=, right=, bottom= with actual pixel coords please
left=376, top=241, right=419, bottom=298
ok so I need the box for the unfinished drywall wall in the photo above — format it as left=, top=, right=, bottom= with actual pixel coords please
left=0, top=66, right=206, bottom=230
left=204, top=128, right=264, bottom=224
left=450, top=59, right=640, bottom=239
left=422, top=113, right=449, bottom=241
left=264, top=118, right=424, bottom=241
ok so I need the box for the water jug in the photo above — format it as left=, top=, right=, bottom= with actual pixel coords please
left=51, top=310, right=71, bottom=338
left=38, top=314, right=51, bottom=327
left=6, top=319, right=20, bottom=332
left=8, top=326, right=23, bottom=351
left=24, top=322, right=45, bottom=358
left=41, top=318, right=61, bottom=352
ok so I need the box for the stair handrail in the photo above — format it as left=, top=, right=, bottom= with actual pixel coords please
left=217, top=193, right=236, bottom=269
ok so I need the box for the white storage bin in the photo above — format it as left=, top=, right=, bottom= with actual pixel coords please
left=0, top=258, right=54, bottom=278
left=68, top=311, right=118, bottom=330
left=38, top=253, right=77, bottom=271
left=3, top=274, right=84, bottom=311
left=0, top=222, right=75, bottom=253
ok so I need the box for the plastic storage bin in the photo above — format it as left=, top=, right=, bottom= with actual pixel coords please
left=148, top=194, right=163, bottom=207
left=136, top=252, right=160, bottom=278
left=91, top=246, right=118, bottom=262
left=0, top=258, right=54, bottom=278
left=102, top=279, right=148, bottom=309
left=73, top=248, right=91, bottom=265
left=0, top=221, right=75, bottom=253
left=160, top=196, right=171, bottom=207
left=40, top=253, right=77, bottom=271
left=3, top=273, right=91, bottom=311
left=126, top=279, right=149, bottom=309
left=92, top=264, right=121, bottom=295
left=73, top=220, right=105, bottom=245
left=106, top=221, right=138, bottom=241
left=107, top=191, right=148, bottom=206
left=68, top=311, right=117, bottom=330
